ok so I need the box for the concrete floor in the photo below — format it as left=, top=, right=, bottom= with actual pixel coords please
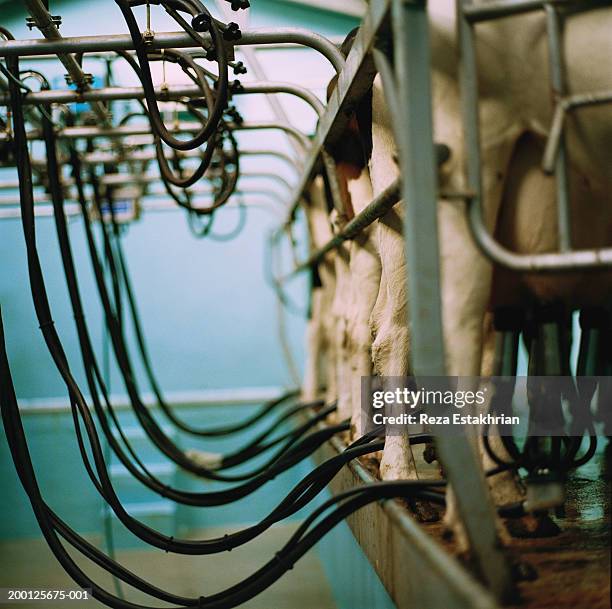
left=0, top=522, right=338, bottom=609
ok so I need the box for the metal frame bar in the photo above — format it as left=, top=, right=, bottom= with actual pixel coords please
left=392, top=2, right=514, bottom=600
left=235, top=149, right=302, bottom=173
left=0, top=196, right=282, bottom=219
left=0, top=171, right=293, bottom=193
left=462, top=0, right=597, bottom=22
left=542, top=89, right=612, bottom=172
left=238, top=172, right=293, bottom=193
left=284, top=179, right=400, bottom=277
left=23, top=0, right=110, bottom=126
left=0, top=120, right=311, bottom=151
left=458, top=0, right=612, bottom=272
left=22, top=147, right=301, bottom=171
left=234, top=121, right=311, bottom=150
left=0, top=27, right=345, bottom=73
left=545, top=3, right=571, bottom=251
left=276, top=183, right=473, bottom=279
left=0, top=185, right=286, bottom=208
left=17, top=38, right=349, bottom=62
left=0, top=82, right=324, bottom=116
left=283, top=0, right=388, bottom=220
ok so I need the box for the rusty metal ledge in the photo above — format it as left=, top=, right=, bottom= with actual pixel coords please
left=311, top=432, right=501, bottom=609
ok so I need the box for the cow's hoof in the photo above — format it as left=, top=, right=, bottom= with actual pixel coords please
left=511, top=559, right=538, bottom=582
left=408, top=498, right=442, bottom=522
left=505, top=513, right=561, bottom=538
left=423, top=443, right=437, bottom=464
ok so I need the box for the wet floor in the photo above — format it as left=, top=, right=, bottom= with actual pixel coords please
left=360, top=436, right=611, bottom=608
left=420, top=442, right=611, bottom=609
left=508, top=443, right=611, bottom=609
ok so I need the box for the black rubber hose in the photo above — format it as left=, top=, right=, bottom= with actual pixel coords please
left=8, top=58, right=356, bottom=537
left=1, top=330, right=439, bottom=609
left=114, top=0, right=228, bottom=151
left=5, top=54, right=458, bottom=609
left=1, top=366, right=435, bottom=609
left=114, top=48, right=220, bottom=191
left=113, top=48, right=238, bottom=214
left=76, top=156, right=325, bottom=483
left=102, top=195, right=266, bottom=441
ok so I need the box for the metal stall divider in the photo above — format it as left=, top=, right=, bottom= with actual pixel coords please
left=390, top=0, right=514, bottom=601
left=458, top=0, right=612, bottom=271
left=269, top=0, right=515, bottom=603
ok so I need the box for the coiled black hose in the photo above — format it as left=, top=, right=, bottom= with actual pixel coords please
left=115, top=0, right=228, bottom=151
left=115, top=48, right=239, bottom=210
left=82, top=162, right=330, bottom=479
left=99, top=186, right=265, bottom=443
left=0, top=339, right=440, bottom=609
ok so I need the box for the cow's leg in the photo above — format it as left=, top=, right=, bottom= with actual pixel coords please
left=479, top=311, right=526, bottom=507
left=323, top=307, right=338, bottom=406
left=344, top=169, right=380, bottom=438
left=331, top=241, right=352, bottom=424
left=438, top=132, right=519, bottom=550
left=370, top=208, right=419, bottom=482
left=347, top=229, right=382, bottom=438
left=315, top=266, right=338, bottom=407
left=367, top=74, right=419, bottom=480
left=302, top=288, right=325, bottom=402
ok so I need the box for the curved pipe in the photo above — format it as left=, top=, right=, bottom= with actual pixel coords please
left=466, top=197, right=612, bottom=272
left=88, top=170, right=293, bottom=194
left=235, top=121, right=310, bottom=151
left=0, top=82, right=324, bottom=119
left=4, top=119, right=312, bottom=154
left=238, top=82, right=324, bottom=117
left=0, top=27, right=345, bottom=73
left=238, top=172, right=293, bottom=194
left=31, top=147, right=303, bottom=174
left=240, top=149, right=302, bottom=174
left=0, top=196, right=283, bottom=220
left=0, top=187, right=287, bottom=212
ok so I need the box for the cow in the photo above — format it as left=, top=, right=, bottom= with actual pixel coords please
left=301, top=176, right=338, bottom=406
left=363, top=0, right=612, bottom=550
left=302, top=32, right=381, bottom=436
left=326, top=101, right=381, bottom=438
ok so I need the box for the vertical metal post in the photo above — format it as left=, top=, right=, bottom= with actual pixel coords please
left=545, top=4, right=572, bottom=251
left=321, top=150, right=346, bottom=215
left=392, top=0, right=514, bottom=600
left=391, top=0, right=445, bottom=377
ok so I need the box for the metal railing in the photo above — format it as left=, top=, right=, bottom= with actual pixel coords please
left=458, top=0, right=612, bottom=272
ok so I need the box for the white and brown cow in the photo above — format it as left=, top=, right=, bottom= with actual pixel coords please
left=365, top=0, right=612, bottom=548
left=303, top=33, right=382, bottom=436
left=302, top=176, right=338, bottom=406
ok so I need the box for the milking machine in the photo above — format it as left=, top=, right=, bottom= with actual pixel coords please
left=484, top=304, right=601, bottom=521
